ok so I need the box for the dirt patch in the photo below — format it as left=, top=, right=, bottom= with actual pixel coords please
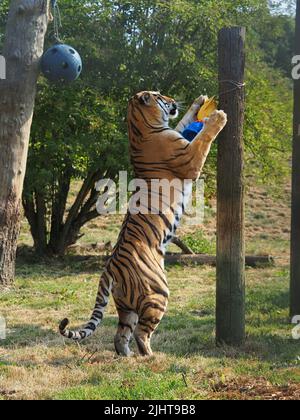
left=209, top=377, right=300, bottom=400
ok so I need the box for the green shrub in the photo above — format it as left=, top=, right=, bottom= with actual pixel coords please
left=183, top=231, right=215, bottom=254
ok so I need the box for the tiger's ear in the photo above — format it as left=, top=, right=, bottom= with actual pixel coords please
left=139, top=92, right=151, bottom=106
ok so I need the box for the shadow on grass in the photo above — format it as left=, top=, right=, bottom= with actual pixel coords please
left=2, top=311, right=299, bottom=370
left=0, top=317, right=118, bottom=350
left=16, top=246, right=106, bottom=279
left=4, top=257, right=298, bottom=369
left=153, top=313, right=299, bottom=364
left=1, top=324, right=60, bottom=349
left=248, top=288, right=289, bottom=313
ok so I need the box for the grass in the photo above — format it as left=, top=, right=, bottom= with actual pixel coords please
left=0, top=258, right=299, bottom=400
left=0, top=181, right=299, bottom=400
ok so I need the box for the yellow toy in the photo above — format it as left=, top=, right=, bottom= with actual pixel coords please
left=183, top=97, right=218, bottom=142
left=197, top=97, right=218, bottom=121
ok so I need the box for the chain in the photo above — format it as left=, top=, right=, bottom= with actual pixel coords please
left=51, top=0, right=63, bottom=43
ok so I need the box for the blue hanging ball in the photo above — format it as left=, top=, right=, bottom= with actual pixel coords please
left=41, top=44, right=83, bottom=83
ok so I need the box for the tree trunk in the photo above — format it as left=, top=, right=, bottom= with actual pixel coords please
left=48, top=170, right=72, bottom=254
left=22, top=170, right=104, bottom=257
left=33, top=190, right=48, bottom=255
left=51, top=170, right=103, bottom=256
left=0, top=0, right=50, bottom=286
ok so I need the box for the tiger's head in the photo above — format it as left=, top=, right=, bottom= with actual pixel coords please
left=128, top=91, right=179, bottom=139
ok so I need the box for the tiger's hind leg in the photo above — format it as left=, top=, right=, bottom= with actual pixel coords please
left=134, top=295, right=168, bottom=357
left=114, top=310, right=138, bottom=357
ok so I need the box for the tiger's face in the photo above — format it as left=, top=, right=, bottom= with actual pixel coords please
left=129, top=91, right=179, bottom=124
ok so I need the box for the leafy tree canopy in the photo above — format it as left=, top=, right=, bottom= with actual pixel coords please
left=0, top=0, right=294, bottom=254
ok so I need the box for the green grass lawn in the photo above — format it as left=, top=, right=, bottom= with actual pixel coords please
left=1, top=182, right=299, bottom=400
left=0, top=252, right=299, bottom=400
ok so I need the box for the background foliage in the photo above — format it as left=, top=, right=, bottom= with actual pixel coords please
left=0, top=0, right=294, bottom=254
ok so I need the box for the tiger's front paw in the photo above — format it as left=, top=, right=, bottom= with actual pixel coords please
left=203, top=110, right=227, bottom=140
left=206, top=110, right=227, bottom=130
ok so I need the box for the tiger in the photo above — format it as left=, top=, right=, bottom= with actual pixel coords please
left=59, top=91, right=227, bottom=356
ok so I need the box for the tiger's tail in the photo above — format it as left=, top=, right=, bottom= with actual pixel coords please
left=59, top=272, right=113, bottom=342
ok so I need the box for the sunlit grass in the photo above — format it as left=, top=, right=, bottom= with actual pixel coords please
left=0, top=257, right=299, bottom=400
left=0, top=181, right=298, bottom=400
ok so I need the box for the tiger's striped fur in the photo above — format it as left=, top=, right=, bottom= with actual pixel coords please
left=59, top=91, right=227, bottom=356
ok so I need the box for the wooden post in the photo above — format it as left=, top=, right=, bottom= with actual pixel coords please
left=290, top=0, right=300, bottom=318
left=216, top=27, right=246, bottom=346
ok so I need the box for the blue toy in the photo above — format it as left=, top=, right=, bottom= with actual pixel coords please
left=41, top=44, right=82, bottom=83
left=182, top=121, right=204, bottom=142
left=182, top=97, right=218, bottom=142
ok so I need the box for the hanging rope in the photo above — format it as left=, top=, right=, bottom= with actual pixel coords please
left=218, top=80, right=246, bottom=98
left=51, top=0, right=63, bottom=43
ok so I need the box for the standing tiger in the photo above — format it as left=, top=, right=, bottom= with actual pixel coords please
left=59, top=91, right=227, bottom=356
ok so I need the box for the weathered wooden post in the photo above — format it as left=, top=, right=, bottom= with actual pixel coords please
left=290, top=0, right=300, bottom=319
left=216, top=27, right=246, bottom=346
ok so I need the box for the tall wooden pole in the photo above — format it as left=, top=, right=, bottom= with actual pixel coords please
left=216, top=27, right=246, bottom=346
left=290, top=0, right=300, bottom=318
